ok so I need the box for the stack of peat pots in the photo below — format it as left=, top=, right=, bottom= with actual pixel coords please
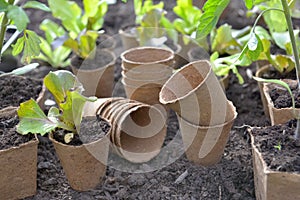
left=120, top=46, right=175, bottom=118
left=159, top=60, right=237, bottom=166
left=84, top=97, right=167, bottom=163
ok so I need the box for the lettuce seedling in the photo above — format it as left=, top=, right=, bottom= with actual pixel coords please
left=34, top=19, right=71, bottom=68
left=16, top=70, right=97, bottom=142
left=48, top=0, right=108, bottom=59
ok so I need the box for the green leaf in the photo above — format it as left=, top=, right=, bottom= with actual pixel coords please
left=23, top=1, right=50, bottom=12
left=196, top=0, right=230, bottom=39
left=44, top=70, right=84, bottom=104
left=7, top=5, right=29, bottom=31
left=12, top=35, right=25, bottom=56
left=211, top=24, right=241, bottom=55
left=244, top=0, right=254, bottom=9
left=272, top=30, right=300, bottom=52
left=248, top=33, right=258, bottom=51
left=0, top=0, right=9, bottom=12
left=17, top=99, right=57, bottom=136
left=22, top=30, right=41, bottom=63
left=40, top=19, right=66, bottom=43
left=59, top=91, right=97, bottom=130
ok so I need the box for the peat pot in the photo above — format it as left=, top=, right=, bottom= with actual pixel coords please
left=250, top=127, right=300, bottom=200
left=71, top=49, right=116, bottom=98
left=49, top=116, right=111, bottom=191
left=84, top=98, right=167, bottom=163
left=177, top=101, right=237, bottom=166
left=262, top=79, right=300, bottom=125
left=159, top=60, right=234, bottom=126
left=0, top=111, right=38, bottom=199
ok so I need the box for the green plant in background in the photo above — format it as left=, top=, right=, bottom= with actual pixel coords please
left=48, top=0, right=108, bottom=59
left=132, top=0, right=177, bottom=46
left=197, top=0, right=300, bottom=139
left=33, top=19, right=71, bottom=68
left=16, top=70, right=97, bottom=142
left=170, top=0, right=208, bottom=49
left=0, top=0, right=50, bottom=63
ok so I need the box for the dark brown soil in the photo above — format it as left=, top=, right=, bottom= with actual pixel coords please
left=269, top=81, right=300, bottom=108
left=251, top=119, right=300, bottom=173
left=52, top=116, right=110, bottom=146
left=17, top=0, right=277, bottom=199
left=0, top=75, right=43, bottom=110
left=0, top=115, right=35, bottom=150
left=261, top=66, right=297, bottom=80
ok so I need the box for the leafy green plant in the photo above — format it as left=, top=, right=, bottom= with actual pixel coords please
left=16, top=70, right=97, bottom=142
left=0, top=0, right=50, bottom=63
left=33, top=19, right=71, bottom=68
left=48, top=0, right=108, bottom=59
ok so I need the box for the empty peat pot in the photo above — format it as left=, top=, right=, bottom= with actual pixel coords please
left=85, top=98, right=167, bottom=163
left=159, top=60, right=234, bottom=126
left=178, top=101, right=237, bottom=166
left=120, top=46, right=174, bottom=71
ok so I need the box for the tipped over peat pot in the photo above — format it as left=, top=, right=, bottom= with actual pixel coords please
left=159, top=60, right=234, bottom=126
left=84, top=98, right=167, bottom=163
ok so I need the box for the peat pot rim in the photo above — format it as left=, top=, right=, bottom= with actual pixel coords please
left=159, top=60, right=213, bottom=104
left=71, top=49, right=116, bottom=73
left=177, top=100, right=238, bottom=128
left=0, top=134, right=39, bottom=153
left=120, top=46, right=174, bottom=65
left=49, top=116, right=111, bottom=149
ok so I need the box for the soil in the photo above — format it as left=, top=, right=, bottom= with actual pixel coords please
left=0, top=115, right=35, bottom=150
left=5, top=0, right=282, bottom=199
left=261, top=66, right=297, bottom=80
left=269, top=81, right=300, bottom=108
left=52, top=116, right=111, bottom=146
left=0, top=75, right=43, bottom=110
left=250, top=119, right=300, bottom=173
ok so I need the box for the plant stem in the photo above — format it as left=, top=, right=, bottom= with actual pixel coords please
left=281, top=0, right=300, bottom=140
left=0, top=15, right=8, bottom=61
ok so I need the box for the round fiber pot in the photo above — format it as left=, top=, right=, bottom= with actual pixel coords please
left=96, top=34, right=116, bottom=51
left=122, top=66, right=173, bottom=80
left=120, top=46, right=174, bottom=71
left=49, top=117, right=111, bottom=191
left=178, top=101, right=237, bottom=166
left=122, top=72, right=170, bottom=87
left=71, top=49, right=116, bottom=98
left=122, top=79, right=163, bottom=106
left=119, top=26, right=139, bottom=50
left=114, top=104, right=167, bottom=163
left=159, top=60, right=233, bottom=126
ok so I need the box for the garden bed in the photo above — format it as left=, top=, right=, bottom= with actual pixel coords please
left=10, top=0, right=275, bottom=199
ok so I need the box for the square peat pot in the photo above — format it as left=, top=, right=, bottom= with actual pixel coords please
left=251, top=134, right=300, bottom=200
left=0, top=137, right=38, bottom=199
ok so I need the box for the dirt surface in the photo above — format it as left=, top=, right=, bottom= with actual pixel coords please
left=53, top=116, right=111, bottom=146
left=0, top=115, right=35, bottom=150
left=0, top=75, right=42, bottom=110
left=251, top=119, right=300, bottom=173
left=269, top=81, right=300, bottom=109
left=8, top=0, right=281, bottom=199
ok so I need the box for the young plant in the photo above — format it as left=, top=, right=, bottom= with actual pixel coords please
left=34, top=19, right=71, bottom=68
left=0, top=0, right=50, bottom=63
left=132, top=0, right=176, bottom=46
left=16, top=70, right=97, bottom=142
left=197, top=0, right=300, bottom=139
left=48, top=0, right=108, bottom=59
